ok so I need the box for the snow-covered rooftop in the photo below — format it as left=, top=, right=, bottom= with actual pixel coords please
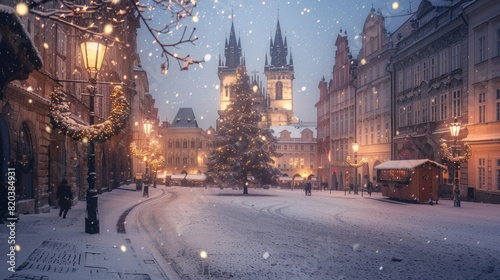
left=374, top=159, right=446, bottom=170
left=270, top=123, right=317, bottom=138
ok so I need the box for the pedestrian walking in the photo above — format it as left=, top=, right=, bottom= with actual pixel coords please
left=367, top=181, right=373, bottom=197
left=57, top=178, right=73, bottom=218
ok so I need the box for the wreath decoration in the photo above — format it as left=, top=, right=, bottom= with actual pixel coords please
left=49, top=86, right=130, bottom=143
left=346, top=156, right=369, bottom=168
left=440, top=143, right=472, bottom=163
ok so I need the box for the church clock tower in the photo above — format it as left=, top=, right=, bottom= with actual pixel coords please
left=264, top=17, right=296, bottom=126
left=217, top=20, right=242, bottom=115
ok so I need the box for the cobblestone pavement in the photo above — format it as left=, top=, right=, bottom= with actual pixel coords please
left=0, top=185, right=168, bottom=280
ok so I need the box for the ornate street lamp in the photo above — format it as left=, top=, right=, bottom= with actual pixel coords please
left=48, top=33, right=129, bottom=234
left=440, top=118, right=472, bottom=207
left=82, top=39, right=107, bottom=234
left=346, top=142, right=367, bottom=196
left=143, top=119, right=152, bottom=196
left=80, top=41, right=107, bottom=81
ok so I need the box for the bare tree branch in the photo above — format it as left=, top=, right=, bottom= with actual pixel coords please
left=26, top=0, right=203, bottom=73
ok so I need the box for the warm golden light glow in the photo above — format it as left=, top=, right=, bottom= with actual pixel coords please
left=104, top=24, right=113, bottom=35
left=143, top=119, right=153, bottom=136
left=80, top=41, right=107, bottom=78
left=352, top=142, right=360, bottom=153
left=16, top=3, right=29, bottom=16
left=449, top=118, right=460, bottom=137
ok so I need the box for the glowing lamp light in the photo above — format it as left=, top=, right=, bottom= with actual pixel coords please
left=80, top=41, right=107, bottom=79
left=143, top=119, right=153, bottom=136
left=449, top=118, right=460, bottom=137
left=352, top=142, right=360, bottom=153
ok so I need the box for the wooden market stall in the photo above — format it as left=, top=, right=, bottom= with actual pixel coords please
left=374, top=159, right=446, bottom=203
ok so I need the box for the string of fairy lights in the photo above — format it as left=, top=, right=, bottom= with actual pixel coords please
left=440, top=143, right=472, bottom=163
left=49, top=86, right=130, bottom=143
left=130, top=140, right=164, bottom=171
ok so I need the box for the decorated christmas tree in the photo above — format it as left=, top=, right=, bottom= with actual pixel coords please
left=208, top=65, right=281, bottom=194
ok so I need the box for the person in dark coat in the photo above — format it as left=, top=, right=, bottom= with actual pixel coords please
left=57, top=178, right=73, bottom=218
left=305, top=183, right=312, bottom=196
left=367, top=181, right=374, bottom=197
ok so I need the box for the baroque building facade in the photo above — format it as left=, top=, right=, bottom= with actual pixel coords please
left=318, top=0, right=500, bottom=201
left=160, top=108, right=213, bottom=178
left=0, top=0, right=141, bottom=214
left=463, top=0, right=500, bottom=200
left=354, top=8, right=394, bottom=186
left=391, top=0, right=470, bottom=196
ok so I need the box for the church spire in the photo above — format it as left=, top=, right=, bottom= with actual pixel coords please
left=270, top=12, right=288, bottom=67
left=224, top=18, right=242, bottom=69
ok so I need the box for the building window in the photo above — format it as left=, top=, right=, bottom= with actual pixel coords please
left=398, top=72, right=404, bottom=92
left=439, top=94, right=447, bottom=121
left=479, top=92, right=486, bottom=123
left=478, top=158, right=486, bottom=190
left=430, top=57, right=436, bottom=79
left=496, top=159, right=500, bottom=191
left=276, top=81, right=283, bottom=100
left=452, top=89, right=461, bottom=118
left=496, top=89, right=500, bottom=121
left=399, top=107, right=406, bottom=128
left=497, top=28, right=500, bottom=57
left=422, top=99, right=429, bottom=123
left=414, top=101, right=421, bottom=124
left=451, top=45, right=459, bottom=70
left=385, top=122, right=389, bottom=142
left=370, top=126, right=374, bottom=145
left=431, top=98, right=437, bottom=122
left=439, top=50, right=447, bottom=76
left=422, top=61, right=429, bottom=81
left=407, top=104, right=413, bottom=126
left=414, top=64, right=421, bottom=86
left=405, top=69, right=411, bottom=89
left=478, top=35, right=487, bottom=63
left=377, top=124, right=381, bottom=144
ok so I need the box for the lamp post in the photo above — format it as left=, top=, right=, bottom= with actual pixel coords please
left=81, top=39, right=107, bottom=234
left=440, top=118, right=472, bottom=207
left=449, top=118, right=461, bottom=207
left=352, top=142, right=359, bottom=195
left=143, top=119, right=153, bottom=197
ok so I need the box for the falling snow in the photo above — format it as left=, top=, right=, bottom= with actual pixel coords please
left=137, top=0, right=419, bottom=129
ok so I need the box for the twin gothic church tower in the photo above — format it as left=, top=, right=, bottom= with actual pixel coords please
left=217, top=16, right=296, bottom=128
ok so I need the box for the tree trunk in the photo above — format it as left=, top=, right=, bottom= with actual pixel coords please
left=243, top=185, right=248, bottom=194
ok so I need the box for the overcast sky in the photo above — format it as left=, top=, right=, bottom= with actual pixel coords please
left=137, top=0, right=420, bottom=129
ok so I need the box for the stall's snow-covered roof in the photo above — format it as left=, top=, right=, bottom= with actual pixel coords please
left=374, top=159, right=446, bottom=170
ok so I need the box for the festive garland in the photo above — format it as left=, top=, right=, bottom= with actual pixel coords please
left=49, top=86, right=130, bottom=143
left=346, top=156, right=369, bottom=168
left=130, top=141, right=164, bottom=171
left=440, top=142, right=472, bottom=163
